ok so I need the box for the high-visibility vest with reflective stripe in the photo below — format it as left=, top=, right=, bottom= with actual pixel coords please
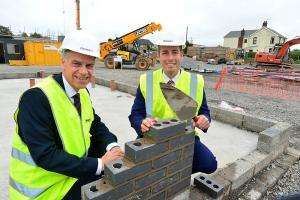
left=140, top=68, right=204, bottom=136
left=9, top=76, right=94, bottom=200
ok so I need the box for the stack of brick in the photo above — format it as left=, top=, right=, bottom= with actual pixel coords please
left=82, top=118, right=195, bottom=200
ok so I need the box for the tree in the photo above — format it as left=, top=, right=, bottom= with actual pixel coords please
left=21, top=32, right=28, bottom=37
left=30, top=32, right=42, bottom=38
left=0, top=25, right=13, bottom=36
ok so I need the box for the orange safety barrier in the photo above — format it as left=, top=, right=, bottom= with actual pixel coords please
left=214, top=65, right=300, bottom=101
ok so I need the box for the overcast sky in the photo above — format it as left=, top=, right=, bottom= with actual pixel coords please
left=1, top=0, right=299, bottom=46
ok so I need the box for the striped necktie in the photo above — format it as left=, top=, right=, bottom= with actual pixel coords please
left=167, top=80, right=175, bottom=85
left=73, top=93, right=81, bottom=116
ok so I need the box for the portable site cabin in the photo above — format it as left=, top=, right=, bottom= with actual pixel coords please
left=0, top=35, right=25, bottom=64
left=9, top=40, right=62, bottom=66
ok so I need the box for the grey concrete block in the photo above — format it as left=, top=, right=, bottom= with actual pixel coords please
left=145, top=119, right=186, bottom=141
left=242, top=114, right=276, bottom=133
left=126, top=187, right=151, bottom=200
left=285, top=147, right=300, bottom=159
left=180, top=165, right=192, bottom=179
left=152, top=173, right=181, bottom=193
left=242, top=150, right=272, bottom=175
left=153, top=150, right=181, bottom=169
left=276, top=154, right=299, bottom=170
left=168, top=156, right=193, bottom=175
left=125, top=138, right=169, bottom=163
left=218, top=159, right=255, bottom=191
left=256, top=166, right=286, bottom=189
left=169, top=130, right=195, bottom=150
left=135, top=168, right=166, bottom=190
left=182, top=144, right=194, bottom=158
left=167, top=178, right=191, bottom=198
left=149, top=191, right=166, bottom=200
left=213, top=106, right=244, bottom=128
left=194, top=174, right=224, bottom=198
left=104, top=158, right=151, bottom=186
left=81, top=179, right=133, bottom=200
left=211, top=174, right=232, bottom=198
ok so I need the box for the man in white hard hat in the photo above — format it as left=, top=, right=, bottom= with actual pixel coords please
left=129, top=39, right=217, bottom=174
left=9, top=30, right=124, bottom=200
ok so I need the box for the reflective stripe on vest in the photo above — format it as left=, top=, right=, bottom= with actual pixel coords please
left=145, top=70, right=198, bottom=116
left=11, top=147, right=36, bottom=167
left=10, top=176, right=44, bottom=198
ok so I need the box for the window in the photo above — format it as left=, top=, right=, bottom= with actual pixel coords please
left=269, top=48, right=272, bottom=53
left=253, top=37, right=257, bottom=45
left=7, top=43, right=20, bottom=54
left=270, top=37, right=275, bottom=44
left=244, top=39, right=247, bottom=43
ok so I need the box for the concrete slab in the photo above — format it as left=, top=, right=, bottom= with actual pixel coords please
left=0, top=78, right=258, bottom=199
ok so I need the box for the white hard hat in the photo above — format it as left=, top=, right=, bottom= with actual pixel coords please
left=155, top=39, right=185, bottom=47
left=59, top=30, right=99, bottom=58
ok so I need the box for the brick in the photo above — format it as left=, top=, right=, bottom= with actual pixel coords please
left=242, top=150, right=272, bottom=175
left=104, top=158, right=151, bottom=186
left=167, top=178, right=190, bottom=198
left=149, top=191, right=166, bottom=200
left=182, top=144, right=194, bottom=158
left=145, top=119, right=186, bottom=141
left=169, top=130, right=194, bottom=150
left=125, top=138, right=169, bottom=163
left=214, top=107, right=244, bottom=128
left=126, top=187, right=151, bottom=200
left=135, top=168, right=166, bottom=190
left=81, top=179, right=133, bottom=200
left=218, top=159, right=255, bottom=191
left=168, top=156, right=193, bottom=175
left=152, top=173, right=181, bottom=193
left=180, top=166, right=192, bottom=179
left=242, top=114, right=276, bottom=133
left=153, top=150, right=181, bottom=169
left=194, top=174, right=224, bottom=198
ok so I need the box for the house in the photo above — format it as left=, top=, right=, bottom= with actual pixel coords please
left=223, top=21, right=287, bottom=53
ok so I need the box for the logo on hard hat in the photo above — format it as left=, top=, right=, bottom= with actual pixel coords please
left=80, top=47, right=92, bottom=52
left=163, top=40, right=174, bottom=42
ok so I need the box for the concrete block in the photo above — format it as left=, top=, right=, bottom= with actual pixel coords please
left=182, top=144, right=194, bottom=158
left=145, top=119, right=186, bottom=141
left=149, top=191, right=166, bottom=200
left=153, top=150, right=181, bottom=169
left=214, top=107, right=244, bottom=128
left=256, top=166, right=286, bottom=189
left=209, top=105, right=218, bottom=120
left=135, top=168, right=166, bottom=190
left=168, top=156, right=193, bottom=175
left=285, top=147, right=300, bottom=159
left=104, top=158, right=151, bottom=186
left=242, top=150, right=272, bottom=175
left=210, top=174, right=232, bottom=198
left=218, top=159, right=255, bottom=191
left=152, top=173, right=181, bottom=193
left=125, top=138, right=168, bottom=163
left=194, top=174, right=224, bottom=198
left=167, top=178, right=191, bottom=198
left=169, top=130, right=195, bottom=150
left=242, top=114, right=276, bottom=133
left=170, top=188, right=191, bottom=200
left=276, top=154, right=299, bottom=170
left=126, top=187, right=151, bottom=200
left=81, top=179, right=133, bottom=200
left=180, top=165, right=192, bottom=179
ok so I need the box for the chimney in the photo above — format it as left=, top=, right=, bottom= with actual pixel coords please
left=238, top=29, right=245, bottom=48
left=262, top=21, right=268, bottom=27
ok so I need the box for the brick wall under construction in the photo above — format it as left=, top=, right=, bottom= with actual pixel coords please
left=82, top=119, right=194, bottom=200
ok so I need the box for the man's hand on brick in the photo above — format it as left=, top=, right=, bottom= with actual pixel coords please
left=101, top=147, right=124, bottom=168
left=141, top=117, right=157, bottom=133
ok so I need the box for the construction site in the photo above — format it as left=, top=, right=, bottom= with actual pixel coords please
left=1, top=0, right=300, bottom=200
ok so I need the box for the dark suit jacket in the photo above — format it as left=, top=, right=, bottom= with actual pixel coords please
left=17, top=73, right=117, bottom=179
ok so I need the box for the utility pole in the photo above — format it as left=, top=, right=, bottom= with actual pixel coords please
left=185, top=26, right=188, bottom=44
left=76, top=0, right=81, bottom=30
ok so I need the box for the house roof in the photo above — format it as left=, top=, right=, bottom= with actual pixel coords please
left=136, top=38, right=154, bottom=46
left=224, top=27, right=286, bottom=39
left=224, top=30, right=257, bottom=38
